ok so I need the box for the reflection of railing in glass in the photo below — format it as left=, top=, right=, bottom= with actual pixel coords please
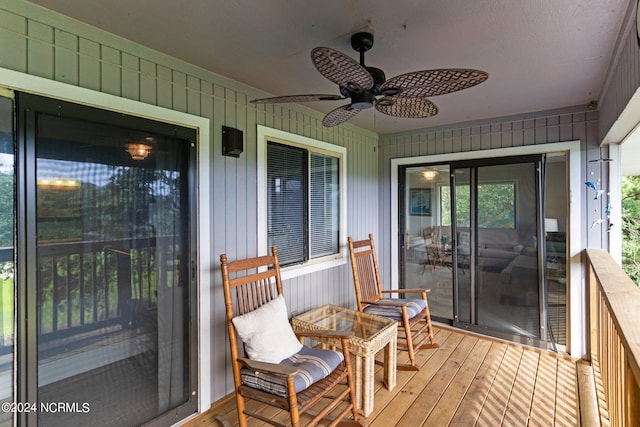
left=34, top=237, right=177, bottom=342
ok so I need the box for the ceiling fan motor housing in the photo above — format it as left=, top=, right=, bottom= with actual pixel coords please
left=351, top=91, right=375, bottom=109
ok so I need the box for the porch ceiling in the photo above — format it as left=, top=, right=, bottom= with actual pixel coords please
left=28, top=0, right=629, bottom=135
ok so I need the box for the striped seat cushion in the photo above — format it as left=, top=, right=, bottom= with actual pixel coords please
left=240, top=345, right=344, bottom=397
left=363, top=298, right=426, bottom=320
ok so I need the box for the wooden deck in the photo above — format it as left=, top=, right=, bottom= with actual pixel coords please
left=190, top=326, right=581, bottom=427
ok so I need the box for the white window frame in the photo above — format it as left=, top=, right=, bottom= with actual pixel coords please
left=257, top=125, right=347, bottom=280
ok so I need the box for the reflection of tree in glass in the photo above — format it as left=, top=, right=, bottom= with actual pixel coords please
left=441, top=183, right=515, bottom=229
left=622, top=176, right=640, bottom=286
left=87, top=166, right=182, bottom=240
left=0, top=173, right=12, bottom=248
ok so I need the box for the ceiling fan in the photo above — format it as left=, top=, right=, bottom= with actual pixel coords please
left=251, top=31, right=489, bottom=127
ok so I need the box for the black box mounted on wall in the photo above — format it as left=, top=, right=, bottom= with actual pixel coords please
left=222, top=126, right=243, bottom=157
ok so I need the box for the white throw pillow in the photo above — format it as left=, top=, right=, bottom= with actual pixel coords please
left=231, top=294, right=303, bottom=363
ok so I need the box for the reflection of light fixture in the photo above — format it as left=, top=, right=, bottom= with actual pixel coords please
left=37, top=178, right=80, bottom=188
left=125, top=143, right=152, bottom=160
left=545, top=218, right=559, bottom=233
left=422, top=169, right=437, bottom=180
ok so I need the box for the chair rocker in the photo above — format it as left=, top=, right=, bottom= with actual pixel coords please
left=220, top=247, right=363, bottom=427
left=348, top=234, right=438, bottom=371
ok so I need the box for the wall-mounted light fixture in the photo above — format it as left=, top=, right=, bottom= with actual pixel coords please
left=222, top=126, right=243, bottom=157
left=125, top=143, right=152, bottom=160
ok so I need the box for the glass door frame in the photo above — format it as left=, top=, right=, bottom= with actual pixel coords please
left=15, top=92, right=199, bottom=426
left=398, top=155, right=551, bottom=348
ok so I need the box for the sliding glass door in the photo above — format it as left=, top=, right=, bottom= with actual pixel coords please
left=17, top=93, right=198, bottom=426
left=451, top=158, right=545, bottom=344
left=400, top=155, right=565, bottom=348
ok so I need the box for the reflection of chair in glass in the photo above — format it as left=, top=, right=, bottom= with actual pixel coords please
left=220, top=247, right=362, bottom=427
left=348, top=234, right=438, bottom=370
left=421, top=228, right=452, bottom=273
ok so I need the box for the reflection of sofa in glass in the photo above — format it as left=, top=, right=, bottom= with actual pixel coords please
left=499, top=250, right=539, bottom=306
left=476, top=228, right=524, bottom=273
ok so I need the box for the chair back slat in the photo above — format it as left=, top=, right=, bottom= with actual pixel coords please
left=221, top=249, right=283, bottom=317
left=348, top=234, right=383, bottom=311
left=354, top=252, right=379, bottom=301
left=234, top=275, right=277, bottom=315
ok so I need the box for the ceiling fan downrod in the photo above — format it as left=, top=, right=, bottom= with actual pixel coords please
left=351, top=31, right=388, bottom=94
left=351, top=31, right=374, bottom=66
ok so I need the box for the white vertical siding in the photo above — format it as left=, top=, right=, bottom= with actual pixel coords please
left=0, top=1, right=379, bottom=405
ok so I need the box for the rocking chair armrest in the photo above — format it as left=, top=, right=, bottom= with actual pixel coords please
left=238, top=357, right=299, bottom=377
left=295, top=329, right=354, bottom=341
left=380, top=288, right=431, bottom=294
left=364, top=299, right=408, bottom=307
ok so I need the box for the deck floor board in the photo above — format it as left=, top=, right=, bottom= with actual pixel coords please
left=192, top=326, right=581, bottom=427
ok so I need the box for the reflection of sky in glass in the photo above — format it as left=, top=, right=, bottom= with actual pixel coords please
left=0, top=153, right=12, bottom=174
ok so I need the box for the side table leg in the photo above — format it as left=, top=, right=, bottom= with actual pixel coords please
left=362, top=353, right=375, bottom=417
left=354, top=355, right=363, bottom=411
left=384, top=334, right=397, bottom=390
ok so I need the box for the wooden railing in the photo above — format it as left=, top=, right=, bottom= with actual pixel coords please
left=586, top=249, right=640, bottom=427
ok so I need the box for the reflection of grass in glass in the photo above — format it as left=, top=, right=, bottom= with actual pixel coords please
left=1, top=277, right=13, bottom=338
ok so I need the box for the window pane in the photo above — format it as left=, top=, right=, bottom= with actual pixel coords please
left=267, top=143, right=307, bottom=265
left=310, top=153, right=339, bottom=258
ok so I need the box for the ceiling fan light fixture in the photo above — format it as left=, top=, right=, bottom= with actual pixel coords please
left=351, top=91, right=375, bottom=109
left=422, top=169, right=438, bottom=180
left=125, top=143, right=152, bottom=160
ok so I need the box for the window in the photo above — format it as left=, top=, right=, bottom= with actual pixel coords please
left=258, top=126, right=346, bottom=270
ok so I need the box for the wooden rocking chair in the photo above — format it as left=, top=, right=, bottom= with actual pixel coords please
left=348, top=234, right=438, bottom=371
left=220, top=247, right=363, bottom=427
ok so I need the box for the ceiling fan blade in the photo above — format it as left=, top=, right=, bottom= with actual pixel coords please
left=375, top=97, right=438, bottom=118
left=380, top=69, right=488, bottom=98
left=251, top=94, right=346, bottom=104
left=322, top=104, right=362, bottom=127
left=311, top=47, right=374, bottom=92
